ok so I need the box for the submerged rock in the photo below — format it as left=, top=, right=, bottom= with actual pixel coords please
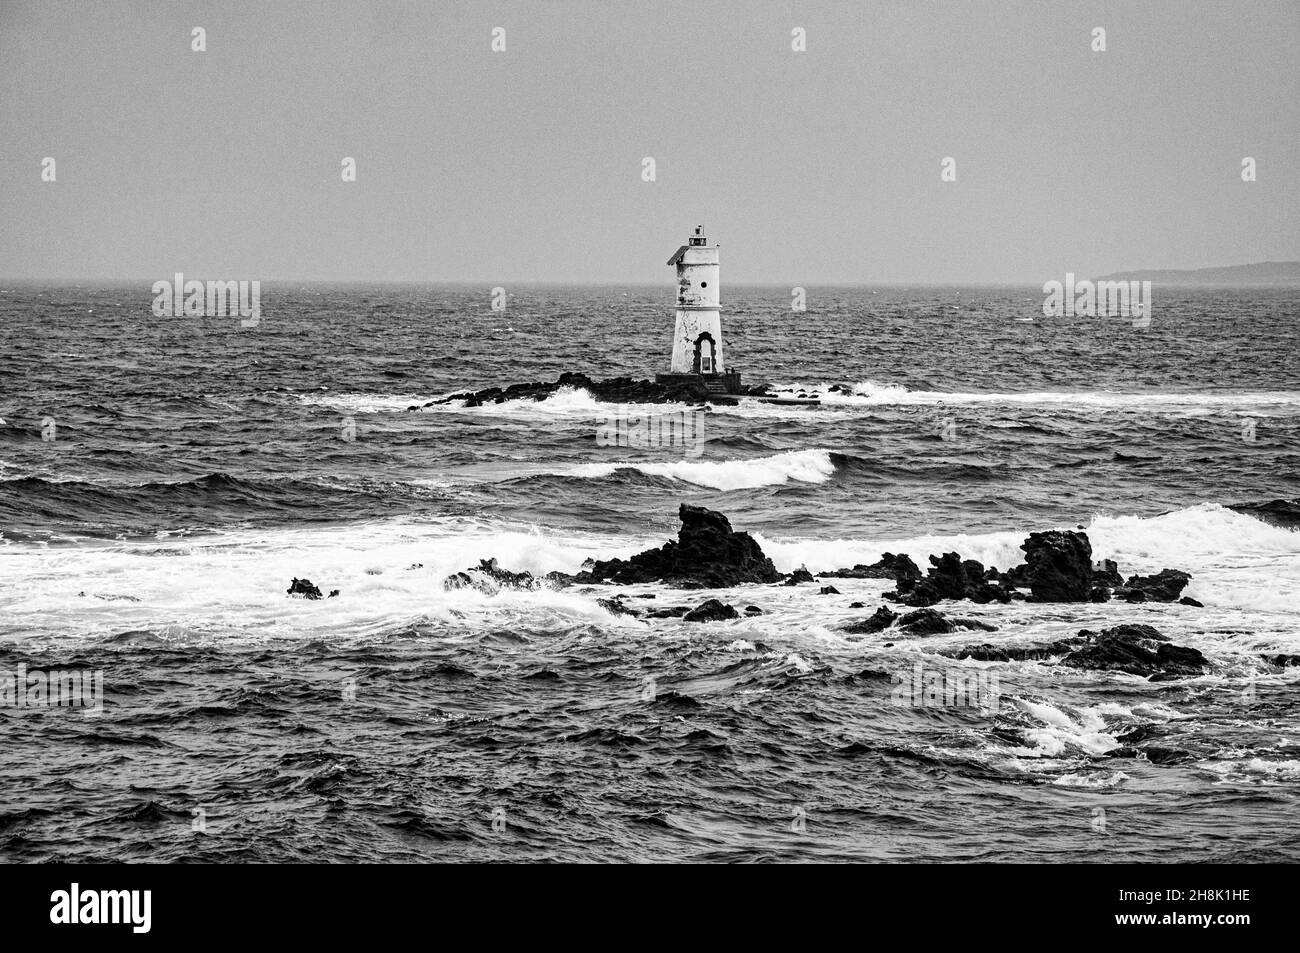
left=683, top=599, right=739, bottom=622
left=645, top=605, right=691, bottom=619
left=842, top=606, right=898, bottom=634
left=1110, top=745, right=1195, bottom=765
left=1060, top=624, right=1208, bottom=679
left=287, top=577, right=324, bottom=600
left=892, top=608, right=998, bottom=636
left=598, top=597, right=643, bottom=618
left=943, top=642, right=1067, bottom=663
left=442, top=558, right=543, bottom=594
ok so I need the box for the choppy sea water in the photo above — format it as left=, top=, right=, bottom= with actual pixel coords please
left=1, top=283, right=1297, bottom=862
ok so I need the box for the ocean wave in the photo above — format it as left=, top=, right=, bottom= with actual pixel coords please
left=567, top=449, right=838, bottom=490
left=770, top=380, right=1300, bottom=415
left=296, top=392, right=445, bottom=413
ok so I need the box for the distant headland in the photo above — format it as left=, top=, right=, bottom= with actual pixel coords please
left=1092, top=261, right=1300, bottom=286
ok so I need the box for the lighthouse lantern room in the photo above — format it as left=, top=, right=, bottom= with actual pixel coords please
left=656, top=225, right=741, bottom=395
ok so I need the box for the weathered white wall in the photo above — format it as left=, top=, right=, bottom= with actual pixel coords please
left=669, top=244, right=723, bottom=373
left=670, top=308, right=723, bottom=373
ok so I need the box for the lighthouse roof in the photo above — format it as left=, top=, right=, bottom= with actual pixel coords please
left=666, top=245, right=689, bottom=266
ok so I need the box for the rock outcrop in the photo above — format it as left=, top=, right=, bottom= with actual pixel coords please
left=287, top=578, right=324, bottom=600
left=423, top=372, right=763, bottom=409
left=1114, top=569, right=1192, bottom=603
left=1059, top=624, right=1208, bottom=679
left=1017, top=530, right=1094, bottom=602
left=822, top=553, right=922, bottom=583
left=888, top=552, right=1014, bottom=607
left=683, top=598, right=739, bottom=622
left=557, top=504, right=782, bottom=588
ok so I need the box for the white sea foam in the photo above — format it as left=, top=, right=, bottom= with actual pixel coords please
left=296, top=392, right=440, bottom=413
left=768, top=380, right=1300, bottom=415
left=308, top=380, right=1300, bottom=424
left=755, top=503, right=1300, bottom=614
left=1009, top=699, right=1121, bottom=757
left=1051, top=771, right=1130, bottom=788
left=3, top=502, right=1296, bottom=648
left=568, top=449, right=837, bottom=490
left=0, top=517, right=656, bottom=644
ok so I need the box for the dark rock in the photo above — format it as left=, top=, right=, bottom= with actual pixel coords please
left=1091, top=559, right=1124, bottom=588
left=287, top=577, right=323, bottom=600
left=852, top=668, right=892, bottom=682
left=842, top=606, right=898, bottom=634
left=1001, top=564, right=1031, bottom=589
left=1115, top=725, right=1163, bottom=744
left=743, top=605, right=764, bottom=616
left=1093, top=623, right=1169, bottom=642
left=783, top=566, right=816, bottom=586
left=944, top=643, right=1063, bottom=662
left=1115, top=569, right=1192, bottom=603
left=598, top=597, right=642, bottom=618
left=822, top=552, right=922, bottom=583
left=1178, top=596, right=1204, bottom=607
left=1060, top=624, right=1207, bottom=679
left=950, top=617, right=998, bottom=632
left=442, top=571, right=484, bottom=592
left=1110, top=745, right=1194, bottom=765
left=1018, top=530, right=1093, bottom=602
left=849, top=601, right=866, bottom=609
left=888, top=583, right=939, bottom=607
left=819, top=585, right=840, bottom=595
left=327, top=589, right=340, bottom=598
left=886, top=552, right=1013, bottom=606
left=561, top=504, right=782, bottom=588
left=646, top=606, right=691, bottom=619
left=896, top=608, right=957, bottom=635
left=1148, top=644, right=1211, bottom=681
left=474, top=557, right=539, bottom=589
left=1088, top=587, right=1111, bottom=602
left=682, top=598, right=739, bottom=622
left=433, top=371, right=735, bottom=408
left=1263, top=654, right=1300, bottom=668
left=443, top=558, right=541, bottom=594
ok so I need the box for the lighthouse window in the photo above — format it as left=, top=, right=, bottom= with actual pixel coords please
left=700, top=282, right=707, bottom=288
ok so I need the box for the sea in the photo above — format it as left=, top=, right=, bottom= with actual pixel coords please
left=1, top=282, right=1297, bottom=862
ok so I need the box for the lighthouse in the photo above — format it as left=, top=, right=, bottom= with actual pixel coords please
left=657, top=225, right=739, bottom=394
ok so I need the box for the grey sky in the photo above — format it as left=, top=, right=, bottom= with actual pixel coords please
left=2, top=0, right=1297, bottom=284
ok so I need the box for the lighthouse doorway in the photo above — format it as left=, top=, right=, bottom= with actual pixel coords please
left=693, top=333, right=717, bottom=375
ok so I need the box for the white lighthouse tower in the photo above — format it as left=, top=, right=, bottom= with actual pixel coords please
left=658, top=225, right=738, bottom=394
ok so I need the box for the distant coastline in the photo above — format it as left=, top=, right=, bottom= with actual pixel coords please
left=1092, top=260, right=1300, bottom=286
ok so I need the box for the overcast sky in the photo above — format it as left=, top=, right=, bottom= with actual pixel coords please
left=1, top=0, right=1297, bottom=284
